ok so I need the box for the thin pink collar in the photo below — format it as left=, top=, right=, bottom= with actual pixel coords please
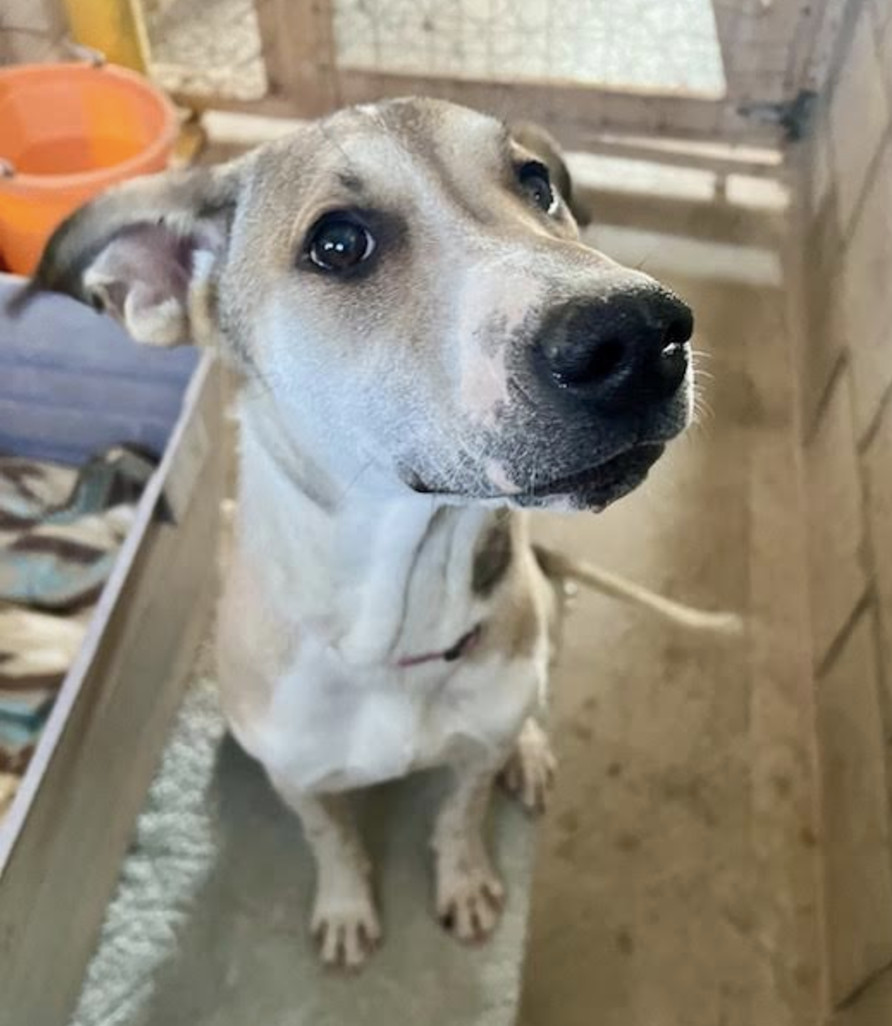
left=397, top=623, right=483, bottom=669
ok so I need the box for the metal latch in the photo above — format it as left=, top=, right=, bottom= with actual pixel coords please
left=737, top=89, right=817, bottom=142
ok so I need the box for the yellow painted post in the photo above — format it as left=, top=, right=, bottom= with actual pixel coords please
left=62, top=0, right=150, bottom=73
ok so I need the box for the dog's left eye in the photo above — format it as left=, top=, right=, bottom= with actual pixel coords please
left=306, top=214, right=376, bottom=272
left=517, top=162, right=555, bottom=213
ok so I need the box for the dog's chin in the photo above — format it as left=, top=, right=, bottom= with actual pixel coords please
left=511, top=442, right=666, bottom=511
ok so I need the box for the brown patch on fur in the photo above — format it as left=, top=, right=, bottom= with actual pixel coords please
left=476, top=586, right=538, bottom=664
left=471, top=509, right=513, bottom=597
left=469, top=519, right=547, bottom=664
left=336, top=170, right=365, bottom=193
left=374, top=100, right=507, bottom=227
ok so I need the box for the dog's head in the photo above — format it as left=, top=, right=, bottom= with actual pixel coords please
left=22, top=98, right=693, bottom=511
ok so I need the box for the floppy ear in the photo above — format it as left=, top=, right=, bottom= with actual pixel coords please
left=17, top=160, right=246, bottom=346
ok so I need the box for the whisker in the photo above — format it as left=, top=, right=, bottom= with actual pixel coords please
left=691, top=399, right=714, bottom=426
left=633, top=245, right=660, bottom=273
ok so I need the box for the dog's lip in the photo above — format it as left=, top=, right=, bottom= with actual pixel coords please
left=402, top=441, right=666, bottom=501
left=519, top=442, right=666, bottom=498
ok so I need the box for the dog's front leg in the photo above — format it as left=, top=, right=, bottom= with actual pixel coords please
left=431, top=754, right=506, bottom=944
left=271, top=778, right=380, bottom=969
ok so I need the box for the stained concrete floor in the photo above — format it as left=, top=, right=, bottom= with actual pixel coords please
left=520, top=185, right=823, bottom=1025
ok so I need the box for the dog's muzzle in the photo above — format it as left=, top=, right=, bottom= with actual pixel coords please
left=509, top=284, right=693, bottom=508
left=402, top=283, right=693, bottom=509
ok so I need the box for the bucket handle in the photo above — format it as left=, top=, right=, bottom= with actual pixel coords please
left=62, top=39, right=107, bottom=69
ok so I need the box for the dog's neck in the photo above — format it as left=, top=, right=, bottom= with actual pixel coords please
left=235, top=394, right=504, bottom=667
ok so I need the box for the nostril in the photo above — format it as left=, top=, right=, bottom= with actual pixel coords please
left=550, top=334, right=626, bottom=387
left=656, top=340, right=689, bottom=393
left=580, top=335, right=624, bottom=383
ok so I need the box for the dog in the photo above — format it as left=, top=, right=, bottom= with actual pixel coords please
left=18, top=98, right=695, bottom=969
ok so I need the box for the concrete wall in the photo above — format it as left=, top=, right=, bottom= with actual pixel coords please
left=794, top=0, right=892, bottom=1020
left=0, top=0, right=68, bottom=64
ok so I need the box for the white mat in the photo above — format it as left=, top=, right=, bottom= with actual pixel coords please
left=70, top=676, right=536, bottom=1026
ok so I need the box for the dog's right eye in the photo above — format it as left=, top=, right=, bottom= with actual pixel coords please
left=306, top=214, right=376, bottom=272
left=517, top=161, right=555, bottom=214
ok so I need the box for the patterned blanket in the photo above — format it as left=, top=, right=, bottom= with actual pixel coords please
left=0, top=447, right=156, bottom=819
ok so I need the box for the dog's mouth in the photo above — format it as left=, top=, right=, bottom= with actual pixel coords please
left=403, top=441, right=667, bottom=509
left=514, top=442, right=666, bottom=509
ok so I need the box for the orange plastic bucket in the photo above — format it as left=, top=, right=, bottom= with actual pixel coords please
left=0, top=63, right=177, bottom=275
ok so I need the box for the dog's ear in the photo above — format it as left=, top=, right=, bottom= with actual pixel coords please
left=14, top=160, right=246, bottom=346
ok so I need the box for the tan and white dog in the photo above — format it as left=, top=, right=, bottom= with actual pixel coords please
left=19, top=98, right=696, bottom=969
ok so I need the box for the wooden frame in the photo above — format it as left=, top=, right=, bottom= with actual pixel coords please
left=175, top=73, right=776, bottom=146
left=0, top=353, right=224, bottom=1026
left=254, top=0, right=337, bottom=115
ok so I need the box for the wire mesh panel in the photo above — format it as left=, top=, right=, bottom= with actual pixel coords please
left=151, top=0, right=836, bottom=146
left=326, top=0, right=831, bottom=143
left=146, top=0, right=267, bottom=100
left=333, top=0, right=727, bottom=96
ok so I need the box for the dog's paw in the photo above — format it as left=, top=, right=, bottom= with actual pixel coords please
left=500, top=717, right=557, bottom=815
left=311, top=882, right=381, bottom=970
left=436, top=854, right=505, bottom=944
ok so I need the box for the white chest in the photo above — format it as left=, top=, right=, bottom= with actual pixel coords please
left=248, top=636, right=544, bottom=794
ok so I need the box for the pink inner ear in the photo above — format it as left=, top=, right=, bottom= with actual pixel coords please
left=84, top=218, right=227, bottom=344
left=90, top=222, right=197, bottom=314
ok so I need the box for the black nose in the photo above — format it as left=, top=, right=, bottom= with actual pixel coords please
left=537, top=288, right=693, bottom=413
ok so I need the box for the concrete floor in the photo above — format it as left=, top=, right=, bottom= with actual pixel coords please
left=520, top=188, right=823, bottom=1025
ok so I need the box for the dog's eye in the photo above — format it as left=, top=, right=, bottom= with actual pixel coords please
left=517, top=162, right=555, bottom=213
left=307, top=214, right=375, bottom=272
